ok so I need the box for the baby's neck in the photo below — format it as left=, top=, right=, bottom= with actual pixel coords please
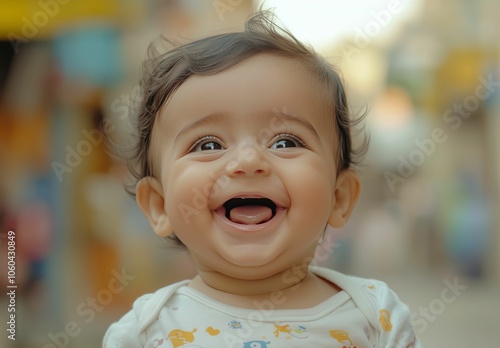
left=188, top=266, right=341, bottom=310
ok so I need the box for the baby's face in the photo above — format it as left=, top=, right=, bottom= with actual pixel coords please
left=149, top=54, right=349, bottom=279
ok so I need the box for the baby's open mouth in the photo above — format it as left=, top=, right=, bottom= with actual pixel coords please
left=222, top=197, right=277, bottom=225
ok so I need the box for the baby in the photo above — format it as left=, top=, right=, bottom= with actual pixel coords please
left=104, top=11, right=420, bottom=348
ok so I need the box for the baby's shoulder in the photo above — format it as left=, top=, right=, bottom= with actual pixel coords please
left=103, top=281, right=190, bottom=347
left=131, top=280, right=191, bottom=326
left=312, top=266, right=401, bottom=302
left=342, top=273, right=397, bottom=299
left=312, top=267, right=420, bottom=346
left=311, top=267, right=411, bottom=324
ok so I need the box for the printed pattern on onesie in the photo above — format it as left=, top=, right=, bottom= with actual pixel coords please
left=144, top=286, right=374, bottom=348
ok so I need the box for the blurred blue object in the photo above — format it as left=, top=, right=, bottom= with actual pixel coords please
left=53, top=24, right=122, bottom=86
left=446, top=170, right=490, bottom=278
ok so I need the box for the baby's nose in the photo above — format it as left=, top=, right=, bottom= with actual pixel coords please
left=227, top=139, right=271, bottom=177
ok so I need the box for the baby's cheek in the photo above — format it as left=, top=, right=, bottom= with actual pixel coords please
left=288, top=164, right=333, bottom=218
left=167, top=160, right=226, bottom=228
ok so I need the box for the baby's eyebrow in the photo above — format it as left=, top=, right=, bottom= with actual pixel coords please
left=173, top=110, right=320, bottom=144
left=174, top=113, right=232, bottom=144
left=270, top=111, right=320, bottom=139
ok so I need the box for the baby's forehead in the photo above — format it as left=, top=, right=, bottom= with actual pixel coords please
left=155, top=53, right=337, bottom=135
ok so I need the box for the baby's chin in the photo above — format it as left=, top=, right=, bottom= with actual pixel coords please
left=218, top=243, right=283, bottom=270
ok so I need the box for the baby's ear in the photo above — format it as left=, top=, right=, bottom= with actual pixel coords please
left=136, top=177, right=173, bottom=237
left=328, top=169, right=361, bottom=228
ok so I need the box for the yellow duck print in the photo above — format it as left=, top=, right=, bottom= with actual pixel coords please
left=274, top=323, right=292, bottom=337
left=167, top=328, right=197, bottom=348
left=379, top=309, right=393, bottom=332
left=329, top=329, right=357, bottom=348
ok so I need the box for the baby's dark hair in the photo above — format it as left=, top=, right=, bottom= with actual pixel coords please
left=127, top=10, right=367, bottom=196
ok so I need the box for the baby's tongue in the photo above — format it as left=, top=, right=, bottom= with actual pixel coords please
left=229, top=205, right=272, bottom=225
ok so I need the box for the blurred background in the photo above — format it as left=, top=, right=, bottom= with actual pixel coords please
left=0, top=0, right=499, bottom=347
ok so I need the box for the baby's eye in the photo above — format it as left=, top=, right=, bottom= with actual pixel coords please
left=270, top=134, right=306, bottom=149
left=198, top=141, right=222, bottom=151
left=191, top=136, right=223, bottom=152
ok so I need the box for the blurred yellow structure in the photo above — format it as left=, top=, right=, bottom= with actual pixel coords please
left=0, top=0, right=132, bottom=39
